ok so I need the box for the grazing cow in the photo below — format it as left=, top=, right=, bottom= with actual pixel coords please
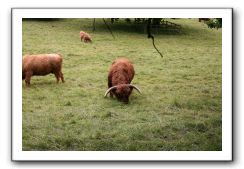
left=104, top=58, right=141, bottom=103
left=22, top=54, right=64, bottom=86
left=80, top=31, right=92, bottom=43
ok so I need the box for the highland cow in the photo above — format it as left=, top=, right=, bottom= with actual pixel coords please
left=22, top=54, right=64, bottom=86
left=80, top=31, right=92, bottom=43
left=104, top=58, right=141, bottom=103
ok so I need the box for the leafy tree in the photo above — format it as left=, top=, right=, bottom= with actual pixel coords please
left=110, top=18, right=164, bottom=25
left=205, top=18, right=222, bottom=29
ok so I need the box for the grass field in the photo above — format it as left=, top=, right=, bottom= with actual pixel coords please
left=22, top=18, right=222, bottom=151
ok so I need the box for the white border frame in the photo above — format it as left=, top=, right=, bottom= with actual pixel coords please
left=12, top=8, right=232, bottom=161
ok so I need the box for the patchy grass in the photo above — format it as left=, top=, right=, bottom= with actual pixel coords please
left=22, top=18, right=222, bottom=151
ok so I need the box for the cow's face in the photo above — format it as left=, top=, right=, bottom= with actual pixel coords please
left=114, top=84, right=133, bottom=103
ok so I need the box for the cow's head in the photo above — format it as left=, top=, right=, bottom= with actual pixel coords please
left=104, top=84, right=141, bottom=103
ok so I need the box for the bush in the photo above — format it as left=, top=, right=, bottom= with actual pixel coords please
left=206, top=18, right=222, bottom=29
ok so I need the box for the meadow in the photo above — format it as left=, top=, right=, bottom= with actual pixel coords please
left=22, top=18, right=222, bottom=151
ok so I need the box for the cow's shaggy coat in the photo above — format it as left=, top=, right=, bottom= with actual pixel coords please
left=80, top=31, right=92, bottom=43
left=22, top=54, right=64, bottom=86
left=104, top=58, right=141, bottom=103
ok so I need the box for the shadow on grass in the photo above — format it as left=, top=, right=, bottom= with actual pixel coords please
left=92, top=19, right=217, bottom=36
left=93, top=22, right=184, bottom=35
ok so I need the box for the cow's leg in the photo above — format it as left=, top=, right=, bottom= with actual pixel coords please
left=60, top=71, right=65, bottom=83
left=25, top=72, right=32, bottom=86
left=55, top=72, right=60, bottom=83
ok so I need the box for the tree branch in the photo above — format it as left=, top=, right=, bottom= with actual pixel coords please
left=103, top=18, right=115, bottom=39
left=92, top=18, right=96, bottom=31
left=147, top=18, right=163, bottom=58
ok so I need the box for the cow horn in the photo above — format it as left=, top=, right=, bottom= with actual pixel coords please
left=104, top=86, right=117, bottom=97
left=128, top=84, right=142, bottom=94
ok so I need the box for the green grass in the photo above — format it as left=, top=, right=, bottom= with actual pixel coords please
left=22, top=18, right=222, bottom=151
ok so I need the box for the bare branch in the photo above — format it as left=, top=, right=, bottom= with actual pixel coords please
left=147, top=18, right=163, bottom=58
left=103, top=18, right=115, bottom=39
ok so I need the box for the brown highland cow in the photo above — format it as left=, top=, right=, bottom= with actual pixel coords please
left=22, top=54, right=64, bottom=86
left=104, top=58, right=141, bottom=103
left=80, top=31, right=92, bottom=43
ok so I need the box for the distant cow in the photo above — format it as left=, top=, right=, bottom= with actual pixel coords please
left=80, top=31, right=92, bottom=43
left=104, top=58, right=141, bottom=103
left=22, top=54, right=64, bottom=86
